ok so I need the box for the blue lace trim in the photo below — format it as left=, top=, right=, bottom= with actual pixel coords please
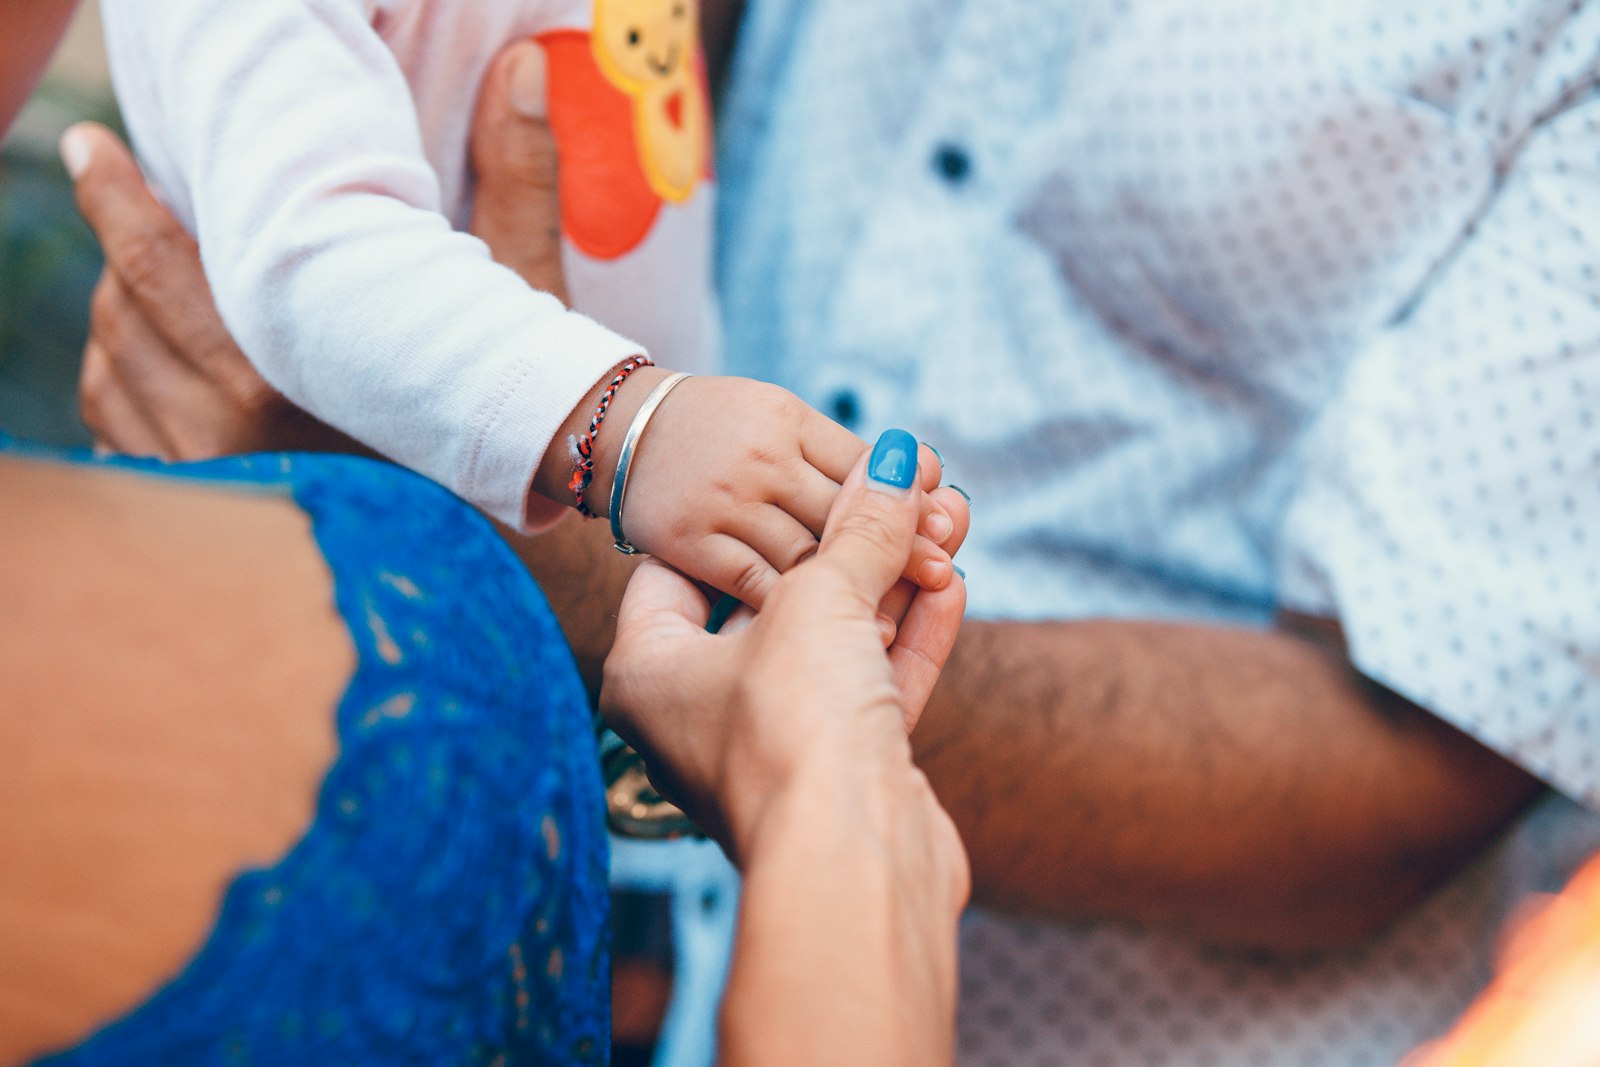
left=8, top=441, right=610, bottom=1066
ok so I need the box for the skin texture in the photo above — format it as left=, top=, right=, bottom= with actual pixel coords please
left=910, top=616, right=1542, bottom=950
left=0, top=457, right=351, bottom=1062
left=61, top=12, right=1542, bottom=952
left=602, top=447, right=970, bottom=1065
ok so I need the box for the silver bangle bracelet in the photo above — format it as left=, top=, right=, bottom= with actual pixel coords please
left=609, top=371, right=693, bottom=555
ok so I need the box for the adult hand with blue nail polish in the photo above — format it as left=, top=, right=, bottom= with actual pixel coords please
left=602, top=427, right=970, bottom=850
left=601, top=428, right=969, bottom=1065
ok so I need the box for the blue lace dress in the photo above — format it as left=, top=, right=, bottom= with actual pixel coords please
left=5, top=438, right=610, bottom=1066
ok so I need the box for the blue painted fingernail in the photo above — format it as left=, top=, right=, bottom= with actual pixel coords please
left=924, top=441, right=945, bottom=467
left=948, top=484, right=972, bottom=506
left=953, top=565, right=967, bottom=580
left=868, top=429, right=919, bottom=490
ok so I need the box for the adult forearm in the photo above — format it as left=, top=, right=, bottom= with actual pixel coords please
left=719, top=753, right=964, bottom=1067
left=912, top=617, right=1543, bottom=950
left=496, top=514, right=638, bottom=701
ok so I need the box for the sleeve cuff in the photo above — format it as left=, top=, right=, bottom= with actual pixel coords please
left=461, top=310, right=646, bottom=532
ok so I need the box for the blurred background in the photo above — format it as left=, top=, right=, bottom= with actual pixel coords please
left=0, top=1, right=115, bottom=447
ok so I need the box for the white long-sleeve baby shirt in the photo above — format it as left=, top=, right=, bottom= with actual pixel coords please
left=100, top=0, right=719, bottom=527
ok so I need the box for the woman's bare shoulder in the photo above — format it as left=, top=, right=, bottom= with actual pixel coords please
left=0, top=455, right=351, bottom=1061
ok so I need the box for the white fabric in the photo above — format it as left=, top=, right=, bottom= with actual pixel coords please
left=719, top=1, right=1600, bottom=1064
left=100, top=0, right=718, bottom=528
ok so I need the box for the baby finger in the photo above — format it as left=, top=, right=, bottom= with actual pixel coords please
left=903, top=535, right=955, bottom=591
left=695, top=532, right=784, bottom=610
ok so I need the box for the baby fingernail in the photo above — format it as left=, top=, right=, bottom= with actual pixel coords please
left=919, top=559, right=952, bottom=587
left=926, top=510, right=954, bottom=542
left=868, top=429, right=918, bottom=490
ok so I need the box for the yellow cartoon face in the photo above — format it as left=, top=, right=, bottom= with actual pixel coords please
left=588, top=0, right=708, bottom=204
left=592, top=0, right=697, bottom=92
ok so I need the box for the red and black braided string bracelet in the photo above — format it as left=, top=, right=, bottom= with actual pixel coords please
left=568, top=356, right=654, bottom=517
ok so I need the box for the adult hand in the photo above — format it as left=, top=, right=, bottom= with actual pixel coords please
left=601, top=428, right=970, bottom=860
left=64, top=124, right=358, bottom=460
left=64, top=40, right=567, bottom=460
left=605, top=429, right=970, bottom=1066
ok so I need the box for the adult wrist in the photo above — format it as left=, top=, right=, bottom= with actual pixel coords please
left=723, top=718, right=911, bottom=867
left=734, top=739, right=970, bottom=932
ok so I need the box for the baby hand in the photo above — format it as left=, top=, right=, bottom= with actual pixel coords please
left=587, top=370, right=957, bottom=608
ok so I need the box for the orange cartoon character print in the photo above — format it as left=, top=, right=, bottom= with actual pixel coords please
left=538, top=0, right=712, bottom=261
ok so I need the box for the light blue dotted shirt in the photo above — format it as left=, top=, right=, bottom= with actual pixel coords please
left=718, top=1, right=1600, bottom=1063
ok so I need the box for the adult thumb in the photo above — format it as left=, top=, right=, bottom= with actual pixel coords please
left=469, top=39, right=569, bottom=300
left=815, top=429, right=924, bottom=604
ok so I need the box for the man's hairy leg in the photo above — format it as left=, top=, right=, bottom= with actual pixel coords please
left=912, top=616, right=1543, bottom=951
left=0, top=458, right=351, bottom=1060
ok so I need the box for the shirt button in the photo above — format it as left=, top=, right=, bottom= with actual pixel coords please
left=932, top=141, right=973, bottom=185
left=828, top=390, right=861, bottom=428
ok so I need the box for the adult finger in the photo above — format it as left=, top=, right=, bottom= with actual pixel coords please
left=889, top=574, right=967, bottom=732
left=66, top=124, right=352, bottom=459
left=469, top=40, right=569, bottom=300
left=87, top=272, right=215, bottom=445
left=64, top=125, right=227, bottom=364
left=79, top=342, right=167, bottom=459
left=608, top=559, right=716, bottom=700
left=84, top=272, right=180, bottom=453
left=813, top=429, right=925, bottom=605
left=878, top=483, right=973, bottom=635
left=801, top=423, right=954, bottom=546
left=85, top=268, right=299, bottom=460
left=711, top=603, right=909, bottom=648
left=613, top=557, right=716, bottom=645
left=918, top=442, right=944, bottom=491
